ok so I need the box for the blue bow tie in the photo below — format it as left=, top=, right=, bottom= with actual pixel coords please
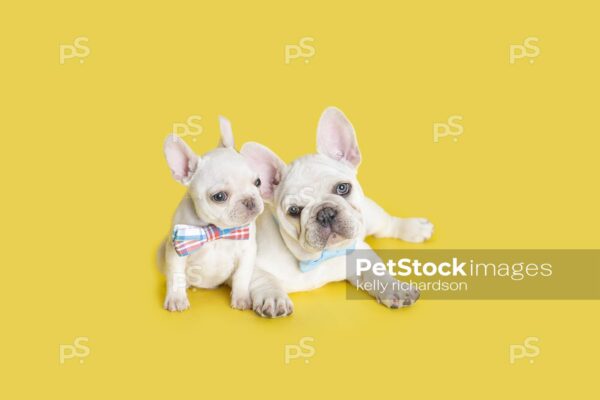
left=299, top=242, right=356, bottom=273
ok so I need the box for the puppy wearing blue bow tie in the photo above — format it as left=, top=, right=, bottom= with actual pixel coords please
left=241, top=107, right=433, bottom=317
left=157, top=117, right=264, bottom=312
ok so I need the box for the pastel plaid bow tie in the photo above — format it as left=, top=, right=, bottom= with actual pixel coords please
left=171, top=224, right=250, bottom=256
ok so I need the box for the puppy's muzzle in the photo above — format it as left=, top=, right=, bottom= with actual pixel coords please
left=241, top=197, right=257, bottom=211
left=316, top=206, right=337, bottom=227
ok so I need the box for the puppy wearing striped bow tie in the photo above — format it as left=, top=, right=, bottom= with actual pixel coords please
left=157, top=117, right=264, bottom=312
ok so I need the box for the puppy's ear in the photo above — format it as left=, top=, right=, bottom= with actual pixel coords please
left=316, top=107, right=361, bottom=168
left=164, top=134, right=199, bottom=185
left=218, top=116, right=235, bottom=148
left=241, top=142, right=285, bottom=201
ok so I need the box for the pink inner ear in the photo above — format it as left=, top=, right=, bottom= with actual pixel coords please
left=322, top=122, right=347, bottom=160
left=164, top=136, right=198, bottom=183
left=165, top=147, right=186, bottom=180
left=241, top=143, right=284, bottom=201
left=254, top=161, right=279, bottom=199
left=344, top=145, right=360, bottom=166
left=319, top=122, right=361, bottom=166
left=317, top=108, right=361, bottom=167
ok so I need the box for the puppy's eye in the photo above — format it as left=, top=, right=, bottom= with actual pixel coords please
left=335, top=183, right=352, bottom=196
left=255, top=178, right=261, bottom=187
left=287, top=206, right=303, bottom=217
left=211, top=192, right=228, bottom=202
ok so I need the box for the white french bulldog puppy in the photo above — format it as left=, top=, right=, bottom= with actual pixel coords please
left=241, top=107, right=433, bottom=317
left=157, top=117, right=264, bottom=312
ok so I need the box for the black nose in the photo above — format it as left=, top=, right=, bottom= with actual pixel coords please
left=242, top=198, right=256, bottom=210
left=316, top=207, right=337, bottom=227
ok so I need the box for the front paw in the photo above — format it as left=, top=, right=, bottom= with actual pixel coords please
left=231, top=292, right=252, bottom=310
left=253, top=292, right=294, bottom=318
left=376, top=281, right=420, bottom=309
left=163, top=292, right=190, bottom=312
left=397, top=218, right=433, bottom=243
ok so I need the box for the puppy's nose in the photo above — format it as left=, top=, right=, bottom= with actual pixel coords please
left=241, top=197, right=256, bottom=211
left=316, top=207, right=337, bottom=227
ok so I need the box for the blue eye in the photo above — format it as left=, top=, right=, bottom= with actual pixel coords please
left=211, top=192, right=228, bottom=202
left=335, top=183, right=351, bottom=196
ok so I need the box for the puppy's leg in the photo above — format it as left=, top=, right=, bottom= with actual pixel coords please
left=230, top=247, right=255, bottom=310
left=363, top=197, right=433, bottom=243
left=250, top=269, right=293, bottom=318
left=163, top=240, right=190, bottom=312
left=347, top=241, right=420, bottom=308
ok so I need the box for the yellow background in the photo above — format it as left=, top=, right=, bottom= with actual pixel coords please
left=1, top=1, right=598, bottom=398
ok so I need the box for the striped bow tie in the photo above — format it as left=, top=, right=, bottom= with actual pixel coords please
left=171, top=224, right=250, bottom=256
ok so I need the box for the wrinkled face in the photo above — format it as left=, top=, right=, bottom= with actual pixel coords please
left=274, top=155, right=364, bottom=251
left=241, top=107, right=365, bottom=255
left=189, top=148, right=264, bottom=227
left=164, top=116, right=264, bottom=228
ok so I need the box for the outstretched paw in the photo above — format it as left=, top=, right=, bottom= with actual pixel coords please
left=376, top=281, right=421, bottom=309
left=396, top=218, right=433, bottom=243
left=253, top=292, right=294, bottom=318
